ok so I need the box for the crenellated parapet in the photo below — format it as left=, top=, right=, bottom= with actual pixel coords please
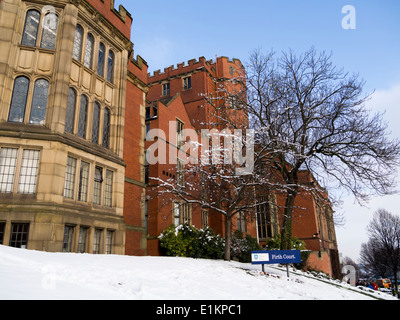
left=147, top=56, right=243, bottom=84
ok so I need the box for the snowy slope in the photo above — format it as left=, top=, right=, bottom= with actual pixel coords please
left=0, top=245, right=396, bottom=300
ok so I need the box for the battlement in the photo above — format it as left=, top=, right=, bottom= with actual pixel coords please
left=85, top=0, right=133, bottom=39
left=147, top=56, right=243, bottom=81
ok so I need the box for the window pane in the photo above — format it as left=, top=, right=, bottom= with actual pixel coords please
left=40, top=13, right=58, bottom=50
left=104, top=170, right=113, bottom=207
left=0, top=222, right=5, bottom=245
left=102, top=108, right=110, bottom=149
left=107, top=50, right=114, bottom=83
left=18, top=149, right=40, bottom=194
left=77, top=227, right=88, bottom=253
left=105, top=230, right=114, bottom=254
left=21, top=10, right=40, bottom=47
left=77, top=95, right=88, bottom=139
left=8, top=76, right=30, bottom=123
left=93, top=166, right=103, bottom=205
left=9, top=223, right=30, bottom=249
left=72, top=25, right=84, bottom=61
left=97, top=43, right=105, bottom=77
left=65, top=88, right=77, bottom=133
left=93, top=229, right=102, bottom=254
left=0, top=148, right=18, bottom=193
left=84, top=33, right=94, bottom=69
left=62, top=226, right=74, bottom=253
left=63, top=157, right=77, bottom=199
left=91, top=102, right=100, bottom=144
left=162, top=83, right=170, bottom=96
left=174, top=203, right=180, bottom=226
left=29, top=79, right=49, bottom=125
left=78, top=161, right=89, bottom=202
left=256, top=198, right=272, bottom=239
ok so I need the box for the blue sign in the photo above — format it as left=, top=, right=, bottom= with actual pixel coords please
left=251, top=250, right=301, bottom=265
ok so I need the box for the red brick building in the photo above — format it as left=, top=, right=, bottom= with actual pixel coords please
left=275, top=172, right=341, bottom=278
left=144, top=56, right=340, bottom=277
left=0, top=0, right=340, bottom=277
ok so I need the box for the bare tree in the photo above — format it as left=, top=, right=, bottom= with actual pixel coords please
left=245, top=48, right=400, bottom=250
left=359, top=239, right=390, bottom=278
left=150, top=133, right=261, bottom=261
left=360, top=209, right=400, bottom=293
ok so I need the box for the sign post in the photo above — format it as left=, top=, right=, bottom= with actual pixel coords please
left=251, top=250, right=301, bottom=278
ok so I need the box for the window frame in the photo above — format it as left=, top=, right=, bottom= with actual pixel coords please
left=65, top=87, right=77, bottom=134
left=8, top=76, right=50, bottom=126
left=0, top=146, right=41, bottom=195
left=93, top=228, right=103, bottom=254
left=40, top=12, right=59, bottom=50
left=162, top=82, right=170, bottom=96
left=256, top=197, right=273, bottom=240
left=77, top=94, right=89, bottom=139
left=77, top=226, right=89, bottom=254
left=63, top=155, right=115, bottom=208
left=183, top=76, right=192, bottom=90
left=0, top=222, right=5, bottom=245
left=97, top=42, right=106, bottom=78
left=104, top=169, right=114, bottom=207
left=93, top=166, right=103, bottom=205
left=83, top=33, right=95, bottom=69
left=91, top=101, right=101, bottom=144
left=62, top=225, right=75, bottom=253
left=107, top=50, right=115, bottom=83
left=105, top=229, right=114, bottom=254
left=102, top=107, right=111, bottom=149
left=173, top=202, right=192, bottom=226
left=8, top=76, right=30, bottom=124
left=29, top=78, right=50, bottom=125
left=9, top=223, right=30, bottom=249
left=176, top=119, right=185, bottom=149
left=72, top=24, right=84, bottom=62
left=21, top=8, right=59, bottom=50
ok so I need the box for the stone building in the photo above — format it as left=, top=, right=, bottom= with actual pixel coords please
left=0, top=0, right=147, bottom=255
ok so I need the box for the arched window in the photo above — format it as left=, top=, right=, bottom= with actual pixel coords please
left=77, top=95, right=88, bottom=139
left=40, top=12, right=59, bottom=50
left=107, top=50, right=115, bottom=83
left=102, top=107, right=111, bottom=149
left=84, top=33, right=94, bottom=69
left=91, top=102, right=101, bottom=144
left=21, top=10, right=40, bottom=47
left=8, top=76, right=30, bottom=123
left=29, top=79, right=49, bottom=125
left=97, top=43, right=105, bottom=77
left=65, top=88, right=77, bottom=133
left=72, top=25, right=84, bottom=61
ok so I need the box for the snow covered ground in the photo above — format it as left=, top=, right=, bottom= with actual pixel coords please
left=0, top=245, right=396, bottom=300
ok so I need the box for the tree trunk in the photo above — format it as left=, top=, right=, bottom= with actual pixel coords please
left=393, top=267, right=399, bottom=296
left=280, top=189, right=298, bottom=250
left=224, top=214, right=232, bottom=261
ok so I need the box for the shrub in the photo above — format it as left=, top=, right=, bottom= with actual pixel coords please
left=159, top=224, right=225, bottom=260
left=159, top=225, right=262, bottom=262
left=230, top=230, right=261, bottom=263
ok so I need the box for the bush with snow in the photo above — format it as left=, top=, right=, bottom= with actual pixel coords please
left=159, top=225, right=260, bottom=262
left=159, top=224, right=225, bottom=259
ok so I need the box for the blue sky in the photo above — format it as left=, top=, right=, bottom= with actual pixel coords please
left=115, top=0, right=400, bottom=261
